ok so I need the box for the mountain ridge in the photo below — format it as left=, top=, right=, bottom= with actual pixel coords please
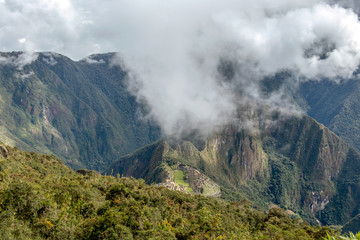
left=0, top=51, right=160, bottom=170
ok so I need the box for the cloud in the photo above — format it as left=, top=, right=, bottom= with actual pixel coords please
left=111, top=2, right=360, bottom=136
left=1, top=0, right=360, bottom=137
left=80, top=56, right=105, bottom=64
left=0, top=52, right=38, bottom=69
left=0, top=0, right=79, bottom=56
left=42, top=57, right=57, bottom=66
left=14, top=71, right=34, bottom=80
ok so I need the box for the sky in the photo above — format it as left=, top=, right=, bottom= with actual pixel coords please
left=1, top=0, right=360, bottom=137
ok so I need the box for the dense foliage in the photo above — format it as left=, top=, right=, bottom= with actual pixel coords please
left=0, top=144, right=338, bottom=239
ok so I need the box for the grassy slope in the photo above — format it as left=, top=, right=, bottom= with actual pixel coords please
left=172, top=169, right=194, bottom=192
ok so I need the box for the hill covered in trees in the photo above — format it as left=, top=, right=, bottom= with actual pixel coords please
left=0, top=143, right=339, bottom=239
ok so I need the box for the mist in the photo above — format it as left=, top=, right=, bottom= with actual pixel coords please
left=1, top=0, right=360, bottom=137
left=111, top=1, right=360, bottom=137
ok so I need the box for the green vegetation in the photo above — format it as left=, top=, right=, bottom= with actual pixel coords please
left=108, top=115, right=360, bottom=232
left=324, top=232, right=360, bottom=240
left=0, top=143, right=341, bottom=239
left=172, top=170, right=193, bottom=192
left=3, top=51, right=360, bottom=237
left=342, top=214, right=360, bottom=235
left=298, top=79, right=360, bottom=153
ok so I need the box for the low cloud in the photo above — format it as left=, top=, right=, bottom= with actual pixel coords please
left=81, top=56, right=105, bottom=64
left=2, top=0, right=360, bottom=137
left=41, top=52, right=58, bottom=66
left=0, top=52, right=38, bottom=69
left=112, top=2, right=360, bottom=137
left=15, top=71, right=34, bottom=80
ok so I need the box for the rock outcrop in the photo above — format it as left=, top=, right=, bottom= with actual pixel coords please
left=0, top=145, right=7, bottom=158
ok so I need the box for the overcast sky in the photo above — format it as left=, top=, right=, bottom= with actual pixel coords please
left=2, top=0, right=360, bottom=136
left=0, top=0, right=358, bottom=59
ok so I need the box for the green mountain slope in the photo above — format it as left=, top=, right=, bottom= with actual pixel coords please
left=298, top=78, right=360, bottom=152
left=107, top=114, right=360, bottom=230
left=0, top=52, right=160, bottom=170
left=342, top=213, right=360, bottom=234
left=0, top=143, right=337, bottom=239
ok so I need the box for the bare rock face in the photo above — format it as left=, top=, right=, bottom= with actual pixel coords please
left=0, top=145, right=8, bottom=158
left=77, top=169, right=97, bottom=176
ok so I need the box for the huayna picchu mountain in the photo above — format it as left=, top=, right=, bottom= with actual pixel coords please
left=0, top=52, right=160, bottom=171
left=107, top=113, right=360, bottom=232
left=0, top=143, right=339, bottom=239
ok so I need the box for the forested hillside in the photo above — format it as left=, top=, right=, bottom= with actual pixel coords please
left=0, top=143, right=338, bottom=239
left=298, top=78, right=360, bottom=153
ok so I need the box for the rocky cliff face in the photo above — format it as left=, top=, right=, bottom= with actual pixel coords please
left=107, top=114, right=360, bottom=228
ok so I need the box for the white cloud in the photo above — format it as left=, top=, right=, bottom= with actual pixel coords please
left=41, top=53, right=58, bottom=66
left=80, top=56, right=105, bottom=64
left=15, top=71, right=34, bottom=80
left=0, top=52, right=38, bottom=69
left=1, top=0, right=360, bottom=136
left=18, top=38, right=26, bottom=43
left=111, top=1, right=360, bottom=136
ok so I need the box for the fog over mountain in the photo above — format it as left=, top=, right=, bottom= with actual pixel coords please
left=1, top=0, right=360, bottom=136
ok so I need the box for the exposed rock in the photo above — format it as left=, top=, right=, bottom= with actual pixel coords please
left=178, top=164, right=221, bottom=197
left=310, top=191, right=330, bottom=214
left=77, top=169, right=97, bottom=176
left=0, top=145, right=8, bottom=158
left=156, top=180, right=187, bottom=193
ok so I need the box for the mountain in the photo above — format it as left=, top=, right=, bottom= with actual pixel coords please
left=2, top=51, right=360, bottom=232
left=107, top=113, right=360, bottom=229
left=0, top=143, right=337, bottom=239
left=294, top=78, right=360, bottom=154
left=0, top=52, right=160, bottom=170
left=1, top=51, right=358, bottom=174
